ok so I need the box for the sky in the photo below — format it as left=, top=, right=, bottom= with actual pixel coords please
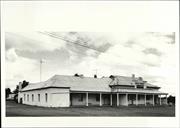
left=5, top=32, right=177, bottom=95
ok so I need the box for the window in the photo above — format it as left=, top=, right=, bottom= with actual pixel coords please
left=32, top=94, right=34, bottom=102
left=78, top=94, right=83, bottom=101
left=137, top=85, right=144, bottom=89
left=24, top=94, right=26, bottom=101
left=27, top=94, right=29, bottom=101
left=38, top=94, right=40, bottom=102
left=96, top=94, right=100, bottom=101
left=45, top=93, right=48, bottom=102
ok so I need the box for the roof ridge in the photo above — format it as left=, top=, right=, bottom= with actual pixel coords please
left=52, top=74, right=111, bottom=79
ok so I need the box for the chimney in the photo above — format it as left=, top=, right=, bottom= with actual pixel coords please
left=132, top=74, right=135, bottom=78
left=94, top=74, right=97, bottom=78
left=143, top=81, right=147, bottom=89
left=18, top=82, right=22, bottom=91
left=139, top=77, right=143, bottom=81
left=132, top=74, right=135, bottom=81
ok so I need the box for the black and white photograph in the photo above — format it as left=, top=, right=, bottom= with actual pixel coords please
left=5, top=31, right=176, bottom=117
left=1, top=1, right=179, bottom=128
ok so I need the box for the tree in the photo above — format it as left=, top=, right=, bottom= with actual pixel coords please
left=21, top=80, right=29, bottom=89
left=13, top=80, right=29, bottom=94
left=13, top=85, right=19, bottom=94
left=5, top=88, right=11, bottom=98
left=74, top=73, right=79, bottom=77
left=109, top=75, right=115, bottom=80
left=167, top=95, right=175, bottom=105
left=12, top=80, right=29, bottom=103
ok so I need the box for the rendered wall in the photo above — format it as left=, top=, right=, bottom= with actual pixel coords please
left=18, top=88, right=70, bottom=107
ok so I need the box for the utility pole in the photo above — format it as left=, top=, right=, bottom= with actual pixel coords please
left=40, top=59, right=44, bottom=82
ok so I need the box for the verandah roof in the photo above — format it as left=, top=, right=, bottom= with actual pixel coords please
left=112, top=88, right=168, bottom=95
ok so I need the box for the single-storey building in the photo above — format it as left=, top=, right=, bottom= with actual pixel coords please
left=18, top=74, right=168, bottom=107
left=7, top=93, right=16, bottom=100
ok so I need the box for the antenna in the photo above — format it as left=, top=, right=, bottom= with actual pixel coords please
left=40, top=59, right=44, bottom=82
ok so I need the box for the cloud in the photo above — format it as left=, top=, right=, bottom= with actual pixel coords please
left=6, top=48, right=18, bottom=62
left=6, top=53, right=39, bottom=90
left=5, top=32, right=66, bottom=52
left=142, top=48, right=162, bottom=56
left=5, top=32, right=177, bottom=95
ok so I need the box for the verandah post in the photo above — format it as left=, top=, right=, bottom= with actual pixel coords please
left=110, top=94, right=112, bottom=106
left=152, top=94, right=155, bottom=106
left=136, top=94, right=138, bottom=106
left=145, top=94, right=147, bottom=106
left=117, top=93, right=119, bottom=106
left=160, top=95, right=162, bottom=105
left=126, top=93, right=128, bottom=106
left=100, top=93, right=102, bottom=106
left=86, top=92, right=88, bottom=106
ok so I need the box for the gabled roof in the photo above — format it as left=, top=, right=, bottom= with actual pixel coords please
left=21, top=74, right=160, bottom=92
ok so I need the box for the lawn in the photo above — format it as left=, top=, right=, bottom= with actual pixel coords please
left=6, top=100, right=175, bottom=117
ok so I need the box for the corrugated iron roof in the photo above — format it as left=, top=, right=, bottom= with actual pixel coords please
left=109, top=75, right=159, bottom=88
left=21, top=75, right=112, bottom=92
left=21, top=75, right=161, bottom=92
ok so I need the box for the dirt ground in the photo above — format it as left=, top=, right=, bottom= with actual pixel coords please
left=6, top=100, right=175, bottom=117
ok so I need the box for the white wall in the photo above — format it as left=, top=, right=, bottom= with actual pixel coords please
left=18, top=88, right=70, bottom=107
left=7, top=94, right=15, bottom=99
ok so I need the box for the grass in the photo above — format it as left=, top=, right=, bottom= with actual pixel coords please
left=6, top=100, right=175, bottom=117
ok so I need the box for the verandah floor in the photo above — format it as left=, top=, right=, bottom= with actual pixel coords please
left=6, top=100, right=175, bottom=117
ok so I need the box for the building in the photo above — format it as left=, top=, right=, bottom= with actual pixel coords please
left=18, top=74, right=168, bottom=107
left=7, top=93, right=16, bottom=100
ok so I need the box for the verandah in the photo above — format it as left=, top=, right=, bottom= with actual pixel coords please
left=70, top=92, right=168, bottom=107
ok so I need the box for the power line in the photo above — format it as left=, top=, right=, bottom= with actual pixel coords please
left=38, top=31, right=105, bottom=53
left=38, top=31, right=123, bottom=64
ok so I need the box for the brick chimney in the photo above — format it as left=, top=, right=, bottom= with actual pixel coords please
left=143, top=81, right=147, bottom=89
left=18, top=82, right=22, bottom=91
left=132, top=74, right=135, bottom=80
left=139, top=77, right=143, bottom=81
